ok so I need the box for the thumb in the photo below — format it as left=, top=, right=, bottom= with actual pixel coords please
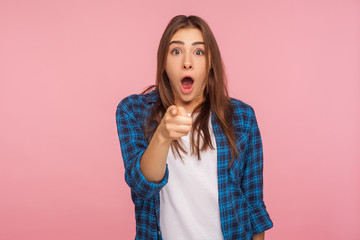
left=168, top=105, right=178, bottom=116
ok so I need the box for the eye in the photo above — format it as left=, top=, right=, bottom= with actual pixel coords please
left=195, top=49, right=204, bottom=55
left=171, top=48, right=181, bottom=55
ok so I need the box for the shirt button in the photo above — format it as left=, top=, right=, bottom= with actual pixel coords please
left=158, top=230, right=161, bottom=235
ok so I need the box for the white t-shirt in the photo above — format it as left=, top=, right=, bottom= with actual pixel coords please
left=159, top=112, right=224, bottom=240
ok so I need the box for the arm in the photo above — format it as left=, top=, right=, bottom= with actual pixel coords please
left=241, top=106, right=273, bottom=237
left=116, top=99, right=192, bottom=200
left=140, top=124, right=172, bottom=183
left=116, top=99, right=169, bottom=200
left=139, top=105, right=192, bottom=182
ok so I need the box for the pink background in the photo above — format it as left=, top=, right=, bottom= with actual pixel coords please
left=1, top=0, right=359, bottom=239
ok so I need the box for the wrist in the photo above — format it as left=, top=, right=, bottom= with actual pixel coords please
left=154, top=126, right=172, bottom=145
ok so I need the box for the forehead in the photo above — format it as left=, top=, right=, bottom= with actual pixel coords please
left=170, top=28, right=204, bottom=42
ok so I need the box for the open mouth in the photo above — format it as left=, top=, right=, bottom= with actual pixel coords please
left=180, top=76, right=194, bottom=94
left=181, top=77, right=194, bottom=89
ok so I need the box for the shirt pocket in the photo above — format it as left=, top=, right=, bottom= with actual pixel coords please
left=229, top=131, right=248, bottom=183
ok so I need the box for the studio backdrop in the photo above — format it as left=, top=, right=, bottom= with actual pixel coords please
left=0, top=0, right=359, bottom=240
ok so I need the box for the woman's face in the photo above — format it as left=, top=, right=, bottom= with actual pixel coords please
left=165, top=27, right=209, bottom=113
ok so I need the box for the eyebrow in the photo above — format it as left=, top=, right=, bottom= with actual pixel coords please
left=169, top=40, right=205, bottom=46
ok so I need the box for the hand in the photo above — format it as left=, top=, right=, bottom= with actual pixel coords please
left=157, top=105, right=193, bottom=141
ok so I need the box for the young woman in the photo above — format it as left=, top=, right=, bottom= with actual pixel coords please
left=116, top=15, right=273, bottom=240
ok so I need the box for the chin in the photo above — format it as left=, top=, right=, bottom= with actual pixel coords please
left=179, top=96, right=193, bottom=104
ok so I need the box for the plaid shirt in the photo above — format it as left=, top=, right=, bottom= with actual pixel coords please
left=115, top=89, right=273, bottom=240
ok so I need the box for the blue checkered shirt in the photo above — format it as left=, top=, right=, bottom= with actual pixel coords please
left=115, top=89, right=273, bottom=239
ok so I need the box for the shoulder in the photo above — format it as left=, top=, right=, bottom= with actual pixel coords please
left=229, top=96, right=256, bottom=132
left=116, top=89, right=159, bottom=114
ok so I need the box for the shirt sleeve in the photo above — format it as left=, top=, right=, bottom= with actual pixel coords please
left=115, top=98, right=169, bottom=200
left=241, top=106, right=274, bottom=236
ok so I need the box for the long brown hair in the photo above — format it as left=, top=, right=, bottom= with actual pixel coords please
left=141, top=15, right=239, bottom=169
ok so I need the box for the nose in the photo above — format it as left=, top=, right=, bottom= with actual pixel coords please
left=183, top=62, right=192, bottom=70
left=182, top=54, right=193, bottom=70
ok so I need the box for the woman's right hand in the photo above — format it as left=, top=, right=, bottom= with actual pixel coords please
left=157, top=105, right=193, bottom=142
